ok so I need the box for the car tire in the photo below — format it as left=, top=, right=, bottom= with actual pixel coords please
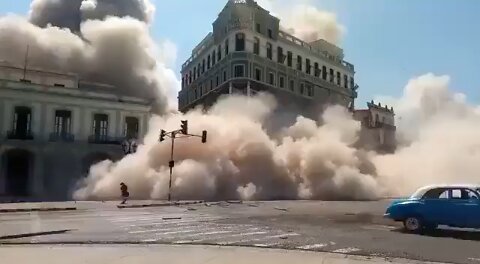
left=403, top=216, right=422, bottom=233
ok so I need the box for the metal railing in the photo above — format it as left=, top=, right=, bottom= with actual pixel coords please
left=49, top=132, right=75, bottom=142
left=6, top=130, right=34, bottom=140
left=88, top=135, right=124, bottom=145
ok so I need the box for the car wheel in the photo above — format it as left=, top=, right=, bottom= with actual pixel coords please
left=403, top=217, right=422, bottom=232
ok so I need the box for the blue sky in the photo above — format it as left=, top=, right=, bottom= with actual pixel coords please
left=1, top=0, right=479, bottom=106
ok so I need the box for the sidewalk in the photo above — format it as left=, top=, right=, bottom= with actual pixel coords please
left=0, top=244, right=446, bottom=264
left=0, top=202, right=77, bottom=213
left=0, top=200, right=205, bottom=213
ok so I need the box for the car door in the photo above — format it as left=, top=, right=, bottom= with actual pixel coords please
left=422, top=189, right=452, bottom=225
left=422, top=189, right=468, bottom=227
left=443, top=189, right=470, bottom=227
left=460, top=189, right=480, bottom=228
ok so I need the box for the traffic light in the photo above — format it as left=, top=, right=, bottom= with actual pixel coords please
left=181, top=120, right=188, bottom=135
left=160, top=129, right=166, bottom=142
left=201, top=130, right=207, bottom=143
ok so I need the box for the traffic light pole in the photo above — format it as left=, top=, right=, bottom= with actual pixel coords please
left=159, top=120, right=207, bottom=201
left=167, top=131, right=176, bottom=202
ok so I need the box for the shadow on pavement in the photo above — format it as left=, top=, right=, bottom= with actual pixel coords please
left=394, top=228, right=480, bottom=241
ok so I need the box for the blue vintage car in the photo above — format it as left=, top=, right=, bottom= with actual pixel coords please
left=384, top=184, right=480, bottom=232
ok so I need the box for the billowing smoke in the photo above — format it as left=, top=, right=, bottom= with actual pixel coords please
left=74, top=93, right=382, bottom=201
left=256, top=0, right=345, bottom=45
left=0, top=0, right=175, bottom=113
left=75, top=73, right=480, bottom=201
left=374, top=74, right=480, bottom=196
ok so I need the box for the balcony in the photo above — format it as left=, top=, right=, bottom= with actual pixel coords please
left=88, top=135, right=124, bottom=145
left=49, top=132, right=75, bottom=142
left=7, top=130, right=34, bottom=140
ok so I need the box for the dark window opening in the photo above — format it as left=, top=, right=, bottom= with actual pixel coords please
left=10, top=106, right=33, bottom=140
left=54, top=83, right=65, bottom=87
left=306, top=59, right=311, bottom=74
left=54, top=110, right=72, bottom=136
left=307, top=85, right=314, bottom=97
left=289, top=80, right=295, bottom=91
left=125, top=117, right=139, bottom=139
left=279, top=76, right=285, bottom=88
left=350, top=77, right=355, bottom=89
left=255, top=68, right=262, bottom=81
left=193, top=67, right=197, bottom=80
left=189, top=70, right=192, bottom=84
left=297, top=56, right=302, bottom=71
left=207, top=55, right=211, bottom=69
left=212, top=50, right=216, bottom=65
left=266, top=43, right=272, bottom=60
left=218, top=45, right=222, bottom=61
left=344, top=74, right=348, bottom=88
left=287, top=51, right=292, bottom=67
left=210, top=80, right=213, bottom=90
left=216, top=76, right=219, bottom=86
left=198, top=63, right=201, bottom=76
left=277, top=46, right=285, bottom=63
left=268, top=72, right=275, bottom=85
left=235, top=33, right=245, bottom=51
left=200, top=85, right=203, bottom=96
left=254, top=37, right=260, bottom=55
left=202, top=59, right=205, bottom=74
left=329, top=69, right=334, bottom=82
left=268, top=29, right=273, bottom=39
left=337, top=72, right=341, bottom=86
left=234, top=65, right=245, bottom=77
left=314, top=63, right=320, bottom=77
left=256, top=23, right=261, bottom=33
left=223, top=71, right=227, bottom=82
left=5, top=149, right=31, bottom=196
left=322, top=66, right=327, bottom=80
left=92, top=114, right=108, bottom=140
left=225, top=39, right=229, bottom=55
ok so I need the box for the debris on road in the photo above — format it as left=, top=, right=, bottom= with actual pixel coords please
left=226, top=200, right=243, bottom=204
left=274, top=207, right=288, bottom=212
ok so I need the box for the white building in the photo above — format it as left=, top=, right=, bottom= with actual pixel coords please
left=0, top=62, right=151, bottom=201
left=179, top=0, right=357, bottom=119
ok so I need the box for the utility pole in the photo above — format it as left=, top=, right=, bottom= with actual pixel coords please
left=159, top=120, right=207, bottom=201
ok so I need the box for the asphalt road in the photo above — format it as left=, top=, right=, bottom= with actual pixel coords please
left=1, top=200, right=480, bottom=264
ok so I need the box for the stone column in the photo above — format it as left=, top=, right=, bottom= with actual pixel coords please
left=32, top=149, right=45, bottom=198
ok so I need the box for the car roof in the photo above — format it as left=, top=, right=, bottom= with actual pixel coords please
left=411, top=184, right=480, bottom=199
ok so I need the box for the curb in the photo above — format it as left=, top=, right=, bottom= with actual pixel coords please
left=117, top=200, right=204, bottom=209
left=0, top=207, right=77, bottom=213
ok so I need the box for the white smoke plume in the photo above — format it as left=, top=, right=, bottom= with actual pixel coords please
left=256, top=0, right=345, bottom=45
left=374, top=73, right=480, bottom=196
left=74, top=93, right=382, bottom=201
left=75, top=73, right=480, bottom=201
left=0, top=0, right=175, bottom=113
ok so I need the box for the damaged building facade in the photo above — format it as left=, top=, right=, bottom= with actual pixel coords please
left=178, top=0, right=358, bottom=119
left=0, top=62, right=151, bottom=201
left=178, top=0, right=396, bottom=151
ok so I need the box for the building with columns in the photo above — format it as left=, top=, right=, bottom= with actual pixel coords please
left=0, top=62, right=151, bottom=201
left=178, top=0, right=358, bottom=119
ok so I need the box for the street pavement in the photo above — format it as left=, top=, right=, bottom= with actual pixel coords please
left=1, top=200, right=480, bottom=264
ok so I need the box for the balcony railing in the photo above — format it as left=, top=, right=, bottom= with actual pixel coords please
left=7, top=130, right=34, bottom=140
left=49, top=132, right=75, bottom=142
left=88, top=135, right=124, bottom=145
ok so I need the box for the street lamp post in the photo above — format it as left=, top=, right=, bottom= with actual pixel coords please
left=159, top=120, right=207, bottom=201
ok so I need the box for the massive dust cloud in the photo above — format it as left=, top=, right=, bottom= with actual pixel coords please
left=74, top=72, right=480, bottom=201
left=0, top=0, right=174, bottom=113
left=3, top=1, right=477, bottom=201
